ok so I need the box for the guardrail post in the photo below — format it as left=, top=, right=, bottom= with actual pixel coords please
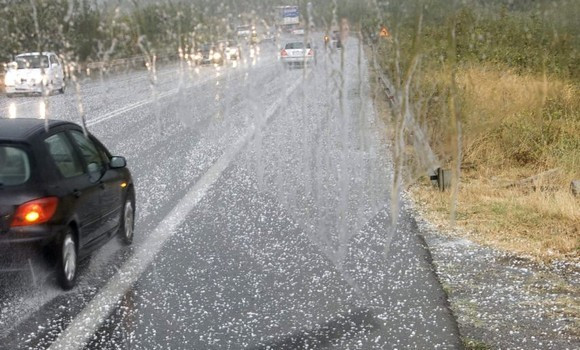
left=571, top=180, right=580, bottom=197
left=430, top=167, right=451, bottom=191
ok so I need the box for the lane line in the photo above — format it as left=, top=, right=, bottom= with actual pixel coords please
left=86, top=60, right=278, bottom=126
left=86, top=75, right=212, bottom=126
left=1, top=71, right=193, bottom=120
left=47, top=70, right=308, bottom=350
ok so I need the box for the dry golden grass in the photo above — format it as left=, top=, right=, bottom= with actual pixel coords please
left=369, top=53, right=580, bottom=261
left=458, top=65, right=574, bottom=120
left=412, top=175, right=579, bottom=262
left=457, top=65, right=579, bottom=171
left=410, top=65, right=580, bottom=262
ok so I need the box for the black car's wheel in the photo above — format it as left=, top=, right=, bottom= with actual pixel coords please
left=57, top=229, right=78, bottom=290
left=119, top=193, right=135, bottom=245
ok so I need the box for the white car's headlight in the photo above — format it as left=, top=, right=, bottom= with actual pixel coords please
left=4, top=74, right=15, bottom=85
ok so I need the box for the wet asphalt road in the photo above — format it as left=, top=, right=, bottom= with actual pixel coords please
left=0, top=38, right=461, bottom=349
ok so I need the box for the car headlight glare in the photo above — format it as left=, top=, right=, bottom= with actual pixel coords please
left=4, top=74, right=14, bottom=85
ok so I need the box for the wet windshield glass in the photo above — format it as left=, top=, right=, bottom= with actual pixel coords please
left=0, top=0, right=577, bottom=349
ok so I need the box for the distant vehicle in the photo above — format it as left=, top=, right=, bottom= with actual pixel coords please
left=0, top=118, right=135, bottom=289
left=4, top=52, right=65, bottom=97
left=250, top=31, right=260, bottom=45
left=236, top=25, right=252, bottom=38
left=223, top=42, right=241, bottom=61
left=280, top=41, right=315, bottom=68
left=276, top=5, right=300, bottom=31
left=291, top=27, right=305, bottom=36
left=261, top=30, right=276, bottom=43
left=196, top=44, right=224, bottom=66
left=332, top=31, right=342, bottom=49
left=192, top=46, right=204, bottom=66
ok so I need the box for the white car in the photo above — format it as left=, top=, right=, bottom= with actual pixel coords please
left=236, top=25, right=252, bottom=38
left=223, top=42, right=241, bottom=61
left=291, top=28, right=305, bottom=35
left=4, top=52, right=65, bottom=97
left=280, top=42, right=315, bottom=68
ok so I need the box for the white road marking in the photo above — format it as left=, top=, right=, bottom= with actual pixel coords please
left=86, top=75, right=213, bottom=126
left=2, top=66, right=230, bottom=123
left=48, top=70, right=308, bottom=350
left=86, top=60, right=277, bottom=126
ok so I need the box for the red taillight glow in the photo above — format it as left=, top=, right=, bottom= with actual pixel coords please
left=11, top=197, right=59, bottom=227
left=281, top=49, right=288, bottom=57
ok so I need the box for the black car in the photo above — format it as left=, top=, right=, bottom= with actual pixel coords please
left=0, top=118, right=135, bottom=289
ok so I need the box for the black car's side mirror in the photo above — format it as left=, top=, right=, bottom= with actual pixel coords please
left=110, top=156, right=127, bottom=169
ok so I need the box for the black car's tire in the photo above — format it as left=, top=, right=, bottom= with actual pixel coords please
left=119, top=192, right=135, bottom=245
left=57, top=229, right=78, bottom=290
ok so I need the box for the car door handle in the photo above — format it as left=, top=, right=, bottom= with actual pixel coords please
left=72, top=189, right=82, bottom=198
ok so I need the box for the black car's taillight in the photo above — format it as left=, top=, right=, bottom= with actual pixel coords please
left=11, top=197, right=59, bottom=227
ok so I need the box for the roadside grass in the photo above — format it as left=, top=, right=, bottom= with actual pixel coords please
left=409, top=65, right=579, bottom=262
left=454, top=66, right=579, bottom=174
left=370, top=52, right=579, bottom=262
left=371, top=0, right=579, bottom=263
left=369, top=49, right=580, bottom=261
left=412, top=175, right=579, bottom=261
left=367, top=1, right=579, bottom=347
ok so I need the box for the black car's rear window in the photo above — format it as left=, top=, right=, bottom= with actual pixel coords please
left=0, top=146, right=31, bottom=186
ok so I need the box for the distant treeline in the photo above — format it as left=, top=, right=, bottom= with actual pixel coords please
left=370, top=0, right=579, bottom=81
left=0, top=0, right=376, bottom=65
left=2, top=0, right=577, bottom=80
left=0, top=0, right=283, bottom=64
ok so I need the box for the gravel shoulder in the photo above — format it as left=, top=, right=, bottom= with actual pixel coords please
left=407, top=194, right=580, bottom=349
